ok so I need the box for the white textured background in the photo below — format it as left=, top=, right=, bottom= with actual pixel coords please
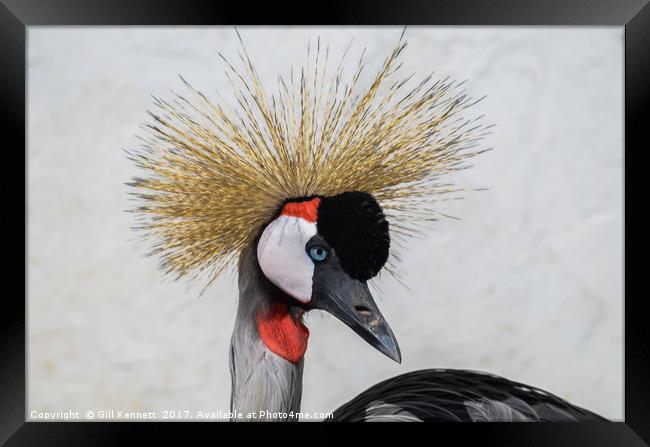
left=27, top=27, right=623, bottom=420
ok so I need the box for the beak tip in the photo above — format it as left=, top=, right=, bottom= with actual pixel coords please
left=381, top=339, right=402, bottom=364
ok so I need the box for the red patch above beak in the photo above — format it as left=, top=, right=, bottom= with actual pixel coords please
left=280, top=198, right=320, bottom=223
left=257, top=301, right=309, bottom=364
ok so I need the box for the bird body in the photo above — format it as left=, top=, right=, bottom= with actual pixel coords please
left=129, top=32, right=606, bottom=422
left=330, top=369, right=606, bottom=422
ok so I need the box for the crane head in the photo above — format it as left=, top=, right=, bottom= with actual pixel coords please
left=256, top=191, right=401, bottom=363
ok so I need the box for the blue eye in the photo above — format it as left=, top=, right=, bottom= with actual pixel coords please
left=308, top=246, right=329, bottom=262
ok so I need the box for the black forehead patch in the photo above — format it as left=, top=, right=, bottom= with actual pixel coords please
left=316, top=191, right=390, bottom=281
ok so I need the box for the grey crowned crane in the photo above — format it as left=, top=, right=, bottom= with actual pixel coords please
left=128, top=34, right=606, bottom=422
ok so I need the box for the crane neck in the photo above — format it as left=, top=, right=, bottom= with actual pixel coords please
left=229, top=240, right=306, bottom=421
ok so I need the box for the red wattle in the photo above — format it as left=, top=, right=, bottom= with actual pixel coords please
left=257, top=301, right=309, bottom=364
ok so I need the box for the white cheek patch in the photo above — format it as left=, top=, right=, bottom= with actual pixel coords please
left=257, top=215, right=317, bottom=303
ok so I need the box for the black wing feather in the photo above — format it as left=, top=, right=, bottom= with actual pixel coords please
left=329, top=369, right=607, bottom=422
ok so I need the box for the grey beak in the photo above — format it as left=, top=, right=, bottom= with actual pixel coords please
left=310, top=263, right=401, bottom=363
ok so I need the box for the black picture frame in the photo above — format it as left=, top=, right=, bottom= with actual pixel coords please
left=2, top=0, right=647, bottom=444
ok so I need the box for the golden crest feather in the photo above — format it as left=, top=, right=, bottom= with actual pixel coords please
left=128, top=32, right=491, bottom=289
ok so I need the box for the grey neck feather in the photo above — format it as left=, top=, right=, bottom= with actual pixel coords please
left=229, top=240, right=304, bottom=421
